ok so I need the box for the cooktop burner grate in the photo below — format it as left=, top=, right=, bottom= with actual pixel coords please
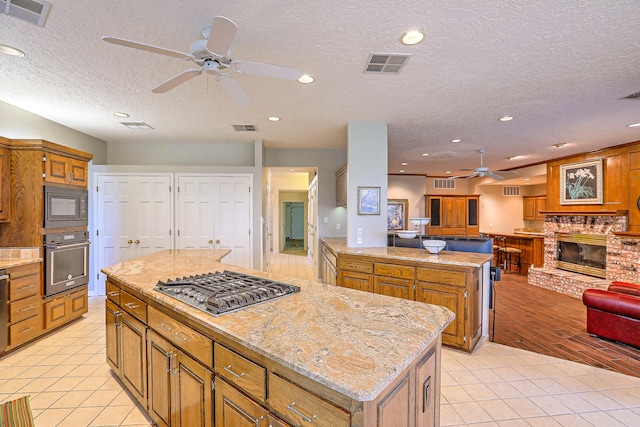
left=155, top=270, right=300, bottom=315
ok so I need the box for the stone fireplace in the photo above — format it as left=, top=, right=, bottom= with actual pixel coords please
left=528, top=214, right=640, bottom=298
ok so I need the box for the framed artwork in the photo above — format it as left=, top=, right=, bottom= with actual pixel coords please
left=387, top=199, right=408, bottom=230
left=357, top=186, right=380, bottom=215
left=560, top=159, right=603, bottom=205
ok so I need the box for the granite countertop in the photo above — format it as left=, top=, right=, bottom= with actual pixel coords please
left=0, top=247, right=42, bottom=269
left=322, top=237, right=493, bottom=268
left=102, top=249, right=455, bottom=401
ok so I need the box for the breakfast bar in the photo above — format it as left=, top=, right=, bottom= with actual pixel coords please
left=102, top=249, right=454, bottom=427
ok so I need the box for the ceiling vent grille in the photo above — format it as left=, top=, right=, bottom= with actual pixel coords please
left=232, top=124, right=256, bottom=131
left=364, top=53, right=411, bottom=74
left=622, top=91, right=640, bottom=100
left=1, top=0, right=51, bottom=27
left=434, top=179, right=455, bottom=190
left=121, top=122, right=154, bottom=130
left=503, top=186, right=520, bottom=196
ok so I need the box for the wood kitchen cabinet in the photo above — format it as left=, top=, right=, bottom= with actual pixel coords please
left=0, top=139, right=11, bottom=222
left=320, top=241, right=337, bottom=285
left=44, top=152, right=88, bottom=187
left=335, top=164, right=347, bottom=207
left=43, top=286, right=88, bottom=330
left=7, top=262, right=42, bottom=350
left=336, top=252, right=482, bottom=352
left=215, top=377, right=268, bottom=427
left=523, top=196, right=546, bottom=220
left=426, top=195, right=480, bottom=237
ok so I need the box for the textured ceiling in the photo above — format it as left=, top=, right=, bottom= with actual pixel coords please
left=1, top=0, right=639, bottom=183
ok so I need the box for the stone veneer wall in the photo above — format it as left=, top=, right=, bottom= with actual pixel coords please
left=528, top=215, right=640, bottom=298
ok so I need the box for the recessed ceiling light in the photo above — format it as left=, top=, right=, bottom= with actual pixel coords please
left=553, top=142, right=567, bottom=148
left=421, top=153, right=429, bottom=157
left=399, top=170, right=405, bottom=173
left=298, top=74, right=314, bottom=84
left=628, top=122, right=640, bottom=128
left=267, top=116, right=280, bottom=122
left=451, top=139, right=461, bottom=143
left=499, top=116, right=514, bottom=122
left=113, top=112, right=129, bottom=118
left=446, top=171, right=451, bottom=174
left=524, top=178, right=531, bottom=181
left=0, top=44, right=25, bottom=57
left=289, top=169, right=295, bottom=172
left=400, top=30, right=425, bottom=45
left=506, top=156, right=519, bottom=160
left=401, top=162, right=408, bottom=166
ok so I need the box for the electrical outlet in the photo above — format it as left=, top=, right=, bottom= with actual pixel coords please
left=336, top=223, right=340, bottom=230
left=357, top=228, right=363, bottom=237
left=324, top=217, right=329, bottom=224
left=357, top=236, right=363, bottom=244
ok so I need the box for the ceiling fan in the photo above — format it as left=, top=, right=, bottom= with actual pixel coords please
left=449, top=149, right=517, bottom=180
left=102, top=16, right=303, bottom=107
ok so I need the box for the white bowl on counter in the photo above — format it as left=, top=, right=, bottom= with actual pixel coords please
left=410, top=217, right=431, bottom=226
left=396, top=230, right=417, bottom=239
left=423, top=240, right=446, bottom=254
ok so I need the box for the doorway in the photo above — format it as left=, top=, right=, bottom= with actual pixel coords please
left=279, top=191, right=308, bottom=256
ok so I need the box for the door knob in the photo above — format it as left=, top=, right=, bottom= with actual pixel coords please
left=134, top=240, right=140, bottom=244
left=127, top=240, right=133, bottom=244
left=208, top=240, right=213, bottom=244
left=216, top=240, right=220, bottom=244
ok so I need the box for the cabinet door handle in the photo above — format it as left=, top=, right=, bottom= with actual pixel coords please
left=124, top=302, right=139, bottom=309
left=19, top=326, right=34, bottom=334
left=169, top=351, right=178, bottom=375
left=114, top=311, right=122, bottom=327
left=286, top=402, right=317, bottom=423
left=422, top=376, right=432, bottom=412
left=19, top=305, right=36, bottom=312
left=157, top=323, right=172, bottom=332
left=223, top=365, right=246, bottom=379
left=171, top=332, right=188, bottom=342
left=107, top=291, right=120, bottom=297
left=18, top=285, right=35, bottom=291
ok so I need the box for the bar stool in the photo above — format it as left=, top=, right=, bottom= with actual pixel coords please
left=492, top=237, right=503, bottom=267
left=498, top=236, right=521, bottom=273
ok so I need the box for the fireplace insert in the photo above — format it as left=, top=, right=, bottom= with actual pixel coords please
left=556, top=233, right=606, bottom=278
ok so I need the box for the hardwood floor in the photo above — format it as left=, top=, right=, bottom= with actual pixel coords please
left=492, top=272, right=640, bottom=378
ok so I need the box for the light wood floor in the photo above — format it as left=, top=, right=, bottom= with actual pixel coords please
left=267, top=250, right=315, bottom=281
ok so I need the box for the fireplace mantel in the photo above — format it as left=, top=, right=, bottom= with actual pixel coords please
left=539, top=210, right=628, bottom=216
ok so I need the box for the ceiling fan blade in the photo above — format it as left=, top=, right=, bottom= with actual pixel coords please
left=485, top=172, right=506, bottom=180
left=152, top=68, right=203, bottom=93
left=232, top=61, right=303, bottom=80
left=102, top=36, right=192, bottom=60
left=216, top=73, right=250, bottom=107
left=449, top=173, right=478, bottom=180
left=206, top=16, right=238, bottom=56
left=495, top=170, right=518, bottom=174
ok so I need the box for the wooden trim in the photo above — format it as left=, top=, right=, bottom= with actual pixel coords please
left=540, top=210, right=627, bottom=216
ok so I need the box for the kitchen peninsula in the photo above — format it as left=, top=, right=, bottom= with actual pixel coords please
left=102, top=249, right=454, bottom=427
left=320, top=238, right=493, bottom=352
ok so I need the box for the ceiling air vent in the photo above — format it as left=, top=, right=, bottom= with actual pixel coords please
left=434, top=178, right=455, bottom=190
left=622, top=91, right=640, bottom=100
left=503, top=186, right=520, bottom=196
left=121, top=122, right=154, bottom=130
left=364, top=53, right=411, bottom=74
left=1, top=0, right=52, bottom=27
left=232, top=124, right=256, bottom=131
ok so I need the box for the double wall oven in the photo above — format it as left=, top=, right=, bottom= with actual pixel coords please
left=43, top=185, right=90, bottom=298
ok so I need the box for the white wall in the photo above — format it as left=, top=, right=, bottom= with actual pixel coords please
left=388, top=176, right=427, bottom=221
left=347, top=122, right=388, bottom=247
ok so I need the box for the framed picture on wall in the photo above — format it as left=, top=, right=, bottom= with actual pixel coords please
left=387, top=199, right=408, bottom=230
left=357, top=186, right=380, bottom=215
left=560, top=159, right=603, bottom=205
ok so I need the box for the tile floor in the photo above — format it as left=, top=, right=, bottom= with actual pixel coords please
left=0, top=253, right=638, bottom=426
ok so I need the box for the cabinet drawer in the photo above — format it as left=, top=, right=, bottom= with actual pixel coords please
left=10, top=314, right=42, bottom=348
left=9, top=273, right=40, bottom=301
left=8, top=262, right=40, bottom=280
left=214, top=343, right=266, bottom=402
left=374, top=262, right=415, bottom=279
left=416, top=268, right=465, bottom=286
left=148, top=306, right=212, bottom=366
left=338, top=258, right=373, bottom=274
left=121, top=291, right=147, bottom=322
left=269, top=373, right=349, bottom=427
left=106, top=281, right=121, bottom=305
left=321, top=245, right=336, bottom=267
left=10, top=295, right=41, bottom=323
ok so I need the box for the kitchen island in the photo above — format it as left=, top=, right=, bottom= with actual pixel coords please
left=102, top=249, right=454, bottom=427
left=320, top=238, right=493, bottom=352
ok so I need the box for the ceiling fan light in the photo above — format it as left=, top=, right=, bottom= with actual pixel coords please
left=401, top=31, right=424, bottom=45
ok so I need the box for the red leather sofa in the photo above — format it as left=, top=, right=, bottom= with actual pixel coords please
left=582, top=282, right=640, bottom=348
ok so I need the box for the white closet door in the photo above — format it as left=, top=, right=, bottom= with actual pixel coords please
left=176, top=176, right=215, bottom=249
left=213, top=175, right=252, bottom=269
left=96, top=174, right=173, bottom=287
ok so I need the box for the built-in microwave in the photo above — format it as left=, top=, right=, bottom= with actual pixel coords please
left=44, top=185, right=88, bottom=229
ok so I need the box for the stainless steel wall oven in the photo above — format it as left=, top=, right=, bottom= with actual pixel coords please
left=44, top=232, right=90, bottom=297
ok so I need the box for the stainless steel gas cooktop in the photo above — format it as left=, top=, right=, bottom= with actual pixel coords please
left=155, top=270, right=300, bottom=315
